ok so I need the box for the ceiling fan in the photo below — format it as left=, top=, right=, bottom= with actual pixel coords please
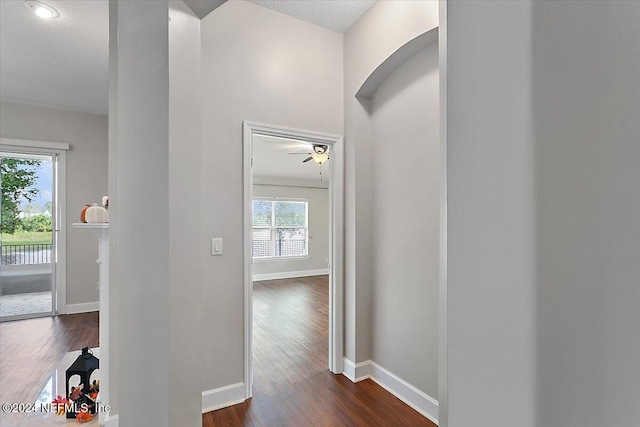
left=288, top=144, right=330, bottom=164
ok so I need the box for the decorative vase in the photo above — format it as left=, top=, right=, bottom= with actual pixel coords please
left=80, top=204, right=92, bottom=223
left=85, top=204, right=109, bottom=223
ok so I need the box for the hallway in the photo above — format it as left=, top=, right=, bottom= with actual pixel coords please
left=203, top=275, right=435, bottom=426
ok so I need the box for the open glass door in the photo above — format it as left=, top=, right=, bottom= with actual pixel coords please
left=1, top=151, right=57, bottom=320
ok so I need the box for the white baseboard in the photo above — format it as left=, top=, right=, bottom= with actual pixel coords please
left=342, top=357, right=373, bottom=382
left=66, top=301, right=99, bottom=314
left=343, top=358, right=439, bottom=425
left=202, top=382, right=246, bottom=414
left=253, top=268, right=329, bottom=282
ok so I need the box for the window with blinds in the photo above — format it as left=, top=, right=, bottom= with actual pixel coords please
left=252, top=199, right=308, bottom=259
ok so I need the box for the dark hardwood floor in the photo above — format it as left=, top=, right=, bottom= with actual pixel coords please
left=0, top=312, right=99, bottom=427
left=203, top=275, right=436, bottom=427
left=0, top=276, right=436, bottom=427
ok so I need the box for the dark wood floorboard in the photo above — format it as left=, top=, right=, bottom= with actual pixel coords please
left=203, top=275, right=436, bottom=427
left=0, top=312, right=99, bottom=427
left=0, top=277, right=436, bottom=427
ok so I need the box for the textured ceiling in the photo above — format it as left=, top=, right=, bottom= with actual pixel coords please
left=0, top=0, right=109, bottom=115
left=250, top=0, right=376, bottom=33
left=0, top=0, right=376, bottom=115
left=253, top=134, right=331, bottom=184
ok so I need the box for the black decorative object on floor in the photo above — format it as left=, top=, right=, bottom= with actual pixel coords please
left=65, top=347, right=99, bottom=418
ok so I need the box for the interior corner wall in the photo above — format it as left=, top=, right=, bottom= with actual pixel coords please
left=252, top=181, right=329, bottom=278
left=343, top=0, right=439, bottom=365
left=0, top=101, right=107, bottom=307
left=532, top=2, right=640, bottom=426
left=200, top=0, right=343, bottom=393
left=369, top=42, right=439, bottom=399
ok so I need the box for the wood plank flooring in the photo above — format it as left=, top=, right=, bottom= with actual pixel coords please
left=0, top=276, right=436, bottom=427
left=203, top=276, right=436, bottom=427
left=0, top=312, right=99, bottom=427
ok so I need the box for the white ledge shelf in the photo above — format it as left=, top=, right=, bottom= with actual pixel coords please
left=72, top=222, right=109, bottom=228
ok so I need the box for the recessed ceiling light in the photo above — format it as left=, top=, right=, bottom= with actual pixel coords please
left=24, top=1, right=60, bottom=19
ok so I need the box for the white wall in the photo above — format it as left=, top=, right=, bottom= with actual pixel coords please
left=369, top=43, right=439, bottom=398
left=200, top=0, right=343, bottom=392
left=344, top=0, right=439, bottom=364
left=0, top=101, right=107, bottom=307
left=532, top=2, right=640, bottom=426
left=252, top=180, right=329, bottom=279
left=443, top=1, right=640, bottom=426
left=443, top=1, right=537, bottom=426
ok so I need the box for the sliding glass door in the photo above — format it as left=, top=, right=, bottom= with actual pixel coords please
left=1, top=150, right=59, bottom=320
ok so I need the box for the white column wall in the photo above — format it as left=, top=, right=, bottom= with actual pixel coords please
left=109, top=1, right=204, bottom=425
left=443, top=1, right=537, bottom=426
left=443, top=1, right=640, bottom=426
left=111, top=1, right=171, bottom=424
left=532, top=2, right=640, bottom=426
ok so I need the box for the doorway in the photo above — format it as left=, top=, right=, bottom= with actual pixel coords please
left=0, top=141, right=66, bottom=321
left=243, top=122, right=344, bottom=398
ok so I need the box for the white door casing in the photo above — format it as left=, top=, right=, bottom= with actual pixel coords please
left=242, top=121, right=345, bottom=399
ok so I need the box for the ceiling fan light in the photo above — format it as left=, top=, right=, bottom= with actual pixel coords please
left=313, top=145, right=328, bottom=154
left=312, top=152, right=329, bottom=165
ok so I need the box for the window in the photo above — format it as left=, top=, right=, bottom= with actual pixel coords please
left=252, top=199, right=308, bottom=259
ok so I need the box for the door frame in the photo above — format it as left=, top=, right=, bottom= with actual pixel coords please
left=242, top=121, right=344, bottom=399
left=0, top=138, right=68, bottom=317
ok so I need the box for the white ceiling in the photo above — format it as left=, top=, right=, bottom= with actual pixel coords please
left=0, top=0, right=109, bottom=115
left=253, top=134, right=331, bottom=184
left=0, top=0, right=375, bottom=115
left=250, top=0, right=376, bottom=33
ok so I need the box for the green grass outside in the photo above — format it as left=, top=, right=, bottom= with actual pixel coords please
left=1, top=231, right=52, bottom=245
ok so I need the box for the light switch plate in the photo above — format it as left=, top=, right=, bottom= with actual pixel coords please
left=211, top=238, right=223, bottom=256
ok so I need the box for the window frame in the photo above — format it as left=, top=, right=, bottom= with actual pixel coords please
left=251, top=197, right=309, bottom=261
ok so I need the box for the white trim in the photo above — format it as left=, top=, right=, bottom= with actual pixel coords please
left=252, top=255, right=310, bottom=263
left=342, top=358, right=373, bottom=382
left=328, top=125, right=345, bottom=374
left=0, top=137, right=70, bottom=151
left=243, top=121, right=345, bottom=401
left=243, top=123, right=254, bottom=399
left=65, top=301, right=100, bottom=314
left=253, top=269, right=329, bottom=282
left=55, top=150, right=67, bottom=315
left=245, top=121, right=342, bottom=146
left=342, top=359, right=439, bottom=425
left=253, top=196, right=309, bottom=202
left=202, top=382, right=246, bottom=414
left=438, top=2, right=449, bottom=425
